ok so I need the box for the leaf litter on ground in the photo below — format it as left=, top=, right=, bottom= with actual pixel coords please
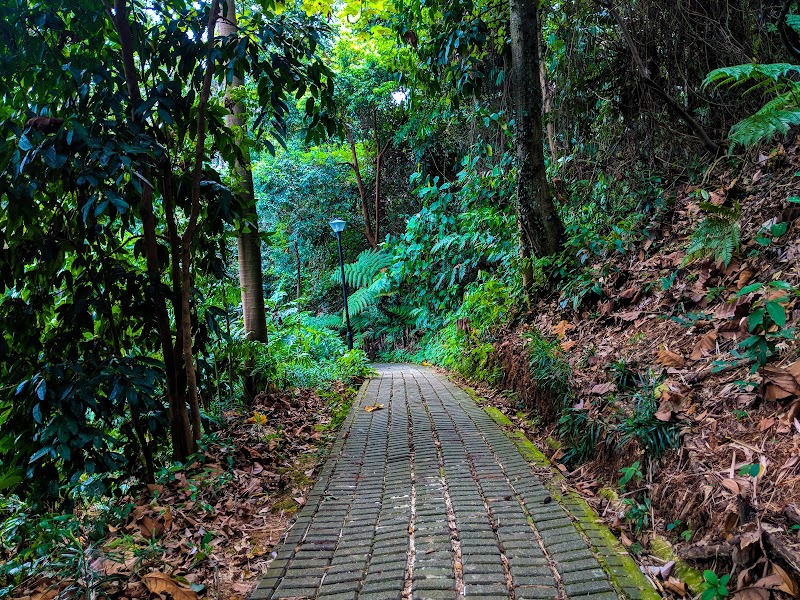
left=7, top=383, right=358, bottom=600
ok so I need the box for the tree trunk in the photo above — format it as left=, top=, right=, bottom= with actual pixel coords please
left=219, top=1, right=268, bottom=345
left=109, top=0, right=194, bottom=460
left=537, top=26, right=557, bottom=165
left=346, top=126, right=377, bottom=248
left=180, top=0, right=220, bottom=445
left=509, top=0, right=564, bottom=265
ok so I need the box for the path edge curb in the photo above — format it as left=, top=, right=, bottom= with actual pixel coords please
left=458, top=383, right=662, bottom=600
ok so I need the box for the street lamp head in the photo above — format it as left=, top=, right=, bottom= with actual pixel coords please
left=329, top=218, right=346, bottom=233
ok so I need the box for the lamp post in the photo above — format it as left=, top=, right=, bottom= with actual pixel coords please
left=330, top=218, right=353, bottom=351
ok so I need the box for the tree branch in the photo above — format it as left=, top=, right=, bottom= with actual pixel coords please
left=606, top=1, right=720, bottom=154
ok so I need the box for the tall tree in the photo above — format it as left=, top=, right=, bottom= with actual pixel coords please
left=219, top=0, right=268, bottom=345
left=509, top=0, right=564, bottom=266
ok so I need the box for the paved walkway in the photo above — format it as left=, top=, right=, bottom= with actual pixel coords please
left=252, top=365, right=649, bottom=600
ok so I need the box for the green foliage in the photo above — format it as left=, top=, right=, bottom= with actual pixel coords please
left=332, top=249, right=394, bottom=319
left=705, top=63, right=800, bottom=149
left=623, top=496, right=652, bottom=533
left=0, top=494, right=133, bottom=594
left=391, top=147, right=520, bottom=331
left=335, top=248, right=394, bottom=289
left=414, top=279, right=515, bottom=384
left=701, top=570, right=731, bottom=600
left=618, top=374, right=681, bottom=458
left=219, top=298, right=374, bottom=392
left=734, top=281, right=797, bottom=369
left=685, top=202, right=741, bottom=267
left=558, top=407, right=605, bottom=464
left=618, top=461, right=643, bottom=491
left=0, top=0, right=338, bottom=498
left=525, top=329, right=573, bottom=409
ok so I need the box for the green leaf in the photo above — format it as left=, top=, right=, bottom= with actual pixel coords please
left=737, top=283, right=763, bottom=296
left=770, top=222, right=788, bottom=236
left=765, top=301, right=786, bottom=326
left=748, top=308, right=765, bottom=331
left=704, top=570, right=719, bottom=586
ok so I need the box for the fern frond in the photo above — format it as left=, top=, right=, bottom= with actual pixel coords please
left=331, top=249, right=393, bottom=289
left=302, top=313, right=343, bottom=330
left=346, top=274, right=391, bottom=317
left=704, top=63, right=800, bottom=88
left=685, top=205, right=741, bottom=267
left=729, top=107, right=800, bottom=148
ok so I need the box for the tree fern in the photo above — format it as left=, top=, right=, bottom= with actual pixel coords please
left=705, top=63, right=800, bottom=148
left=346, top=273, right=392, bottom=317
left=332, top=248, right=393, bottom=289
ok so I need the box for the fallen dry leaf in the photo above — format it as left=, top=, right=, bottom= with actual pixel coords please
left=552, top=319, right=574, bottom=339
left=733, top=588, right=770, bottom=600
left=364, top=403, right=384, bottom=412
left=663, top=576, right=687, bottom=597
left=762, top=364, right=800, bottom=400
left=690, top=330, right=718, bottom=360
left=656, top=347, right=685, bottom=368
left=617, top=310, right=642, bottom=322
left=771, top=563, right=799, bottom=595
left=590, top=382, right=617, bottom=395
left=721, top=478, right=740, bottom=495
left=141, top=572, right=197, bottom=600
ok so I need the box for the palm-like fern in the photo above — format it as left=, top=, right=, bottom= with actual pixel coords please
left=332, top=248, right=393, bottom=318
left=704, top=63, right=800, bottom=148
left=332, top=248, right=393, bottom=289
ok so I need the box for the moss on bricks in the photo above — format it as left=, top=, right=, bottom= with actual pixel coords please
left=484, top=405, right=514, bottom=427
left=480, top=401, right=660, bottom=600
left=650, top=535, right=704, bottom=594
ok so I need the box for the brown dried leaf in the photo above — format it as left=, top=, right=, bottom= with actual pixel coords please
left=552, top=319, right=574, bottom=339
left=617, top=310, right=642, bottom=322
left=762, top=365, right=800, bottom=401
left=364, top=403, right=384, bottom=412
left=724, top=511, right=739, bottom=533
left=714, top=297, right=749, bottom=320
left=721, top=478, right=740, bottom=495
left=656, top=347, right=685, bottom=368
left=561, top=340, right=577, bottom=352
left=690, top=330, right=718, bottom=360
left=663, top=577, right=688, bottom=597
left=141, top=572, right=197, bottom=600
left=654, top=401, right=673, bottom=422
left=737, top=269, right=755, bottom=289
left=590, top=382, right=617, bottom=395
left=733, top=589, right=770, bottom=600
left=771, top=563, right=799, bottom=595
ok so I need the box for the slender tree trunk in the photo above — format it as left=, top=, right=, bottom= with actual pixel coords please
left=180, top=0, right=220, bottom=444
left=109, top=0, right=194, bottom=460
left=537, top=27, right=557, bottom=165
left=373, top=110, right=386, bottom=245
left=509, top=0, right=564, bottom=267
left=346, top=126, right=377, bottom=248
left=219, top=1, right=268, bottom=344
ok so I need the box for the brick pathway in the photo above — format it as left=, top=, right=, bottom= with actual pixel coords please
left=251, top=365, right=651, bottom=600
